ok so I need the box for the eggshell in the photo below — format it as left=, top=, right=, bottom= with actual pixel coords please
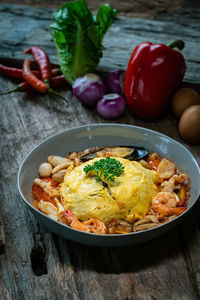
left=179, top=105, right=200, bottom=143
left=172, top=88, right=200, bottom=118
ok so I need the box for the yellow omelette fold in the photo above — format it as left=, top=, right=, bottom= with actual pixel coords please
left=60, top=157, right=159, bottom=224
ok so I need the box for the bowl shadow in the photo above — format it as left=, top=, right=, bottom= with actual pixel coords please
left=52, top=201, right=200, bottom=274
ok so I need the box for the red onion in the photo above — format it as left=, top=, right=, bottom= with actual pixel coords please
left=72, top=73, right=106, bottom=107
left=107, top=69, right=125, bottom=94
left=97, top=93, right=126, bottom=119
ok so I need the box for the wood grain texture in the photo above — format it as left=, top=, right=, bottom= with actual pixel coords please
left=0, top=3, right=199, bottom=300
left=0, top=215, right=5, bottom=254
left=0, top=0, right=181, bottom=19
left=0, top=3, right=199, bottom=83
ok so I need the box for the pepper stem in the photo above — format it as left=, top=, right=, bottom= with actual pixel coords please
left=44, top=79, right=50, bottom=89
left=0, top=86, right=21, bottom=95
left=48, top=88, right=69, bottom=106
left=167, top=40, right=185, bottom=50
left=47, top=94, right=52, bottom=108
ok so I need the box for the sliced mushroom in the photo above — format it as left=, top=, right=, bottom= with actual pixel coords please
left=48, top=155, right=71, bottom=167
left=52, top=169, right=67, bottom=183
left=52, top=162, right=72, bottom=175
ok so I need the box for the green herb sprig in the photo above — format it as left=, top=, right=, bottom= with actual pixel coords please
left=83, top=157, right=124, bottom=183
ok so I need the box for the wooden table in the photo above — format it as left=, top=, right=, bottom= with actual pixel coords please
left=0, top=3, right=199, bottom=299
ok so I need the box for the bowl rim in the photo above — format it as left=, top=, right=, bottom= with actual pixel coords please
left=17, top=123, right=200, bottom=238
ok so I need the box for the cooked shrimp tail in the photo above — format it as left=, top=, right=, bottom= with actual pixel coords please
left=168, top=207, right=187, bottom=215
left=152, top=192, right=187, bottom=216
left=83, top=218, right=107, bottom=234
left=62, top=209, right=89, bottom=232
left=62, top=209, right=107, bottom=234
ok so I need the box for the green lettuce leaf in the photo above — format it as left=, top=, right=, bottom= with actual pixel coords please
left=51, top=0, right=116, bottom=85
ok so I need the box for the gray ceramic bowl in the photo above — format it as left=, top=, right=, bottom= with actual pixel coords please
left=18, top=124, right=200, bottom=247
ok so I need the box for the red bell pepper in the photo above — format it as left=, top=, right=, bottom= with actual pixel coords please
left=124, top=40, right=186, bottom=119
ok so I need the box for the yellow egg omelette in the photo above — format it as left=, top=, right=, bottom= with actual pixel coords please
left=60, top=157, right=159, bottom=224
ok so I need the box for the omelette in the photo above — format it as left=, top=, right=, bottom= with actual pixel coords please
left=60, top=157, right=159, bottom=224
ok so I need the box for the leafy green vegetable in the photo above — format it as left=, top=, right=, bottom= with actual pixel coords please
left=83, top=157, right=124, bottom=183
left=50, top=0, right=116, bottom=85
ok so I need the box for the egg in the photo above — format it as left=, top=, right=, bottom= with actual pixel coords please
left=172, top=88, right=200, bottom=118
left=60, top=157, right=159, bottom=224
left=179, top=105, right=200, bottom=143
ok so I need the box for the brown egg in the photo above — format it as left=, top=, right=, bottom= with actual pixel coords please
left=172, top=88, right=200, bottom=118
left=179, top=105, right=200, bottom=144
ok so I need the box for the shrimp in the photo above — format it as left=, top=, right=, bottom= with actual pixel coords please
left=83, top=218, right=107, bottom=234
left=61, top=209, right=89, bottom=232
left=152, top=192, right=187, bottom=216
left=61, top=209, right=106, bottom=234
left=38, top=200, right=58, bottom=221
left=161, top=174, right=190, bottom=196
left=161, top=174, right=185, bottom=192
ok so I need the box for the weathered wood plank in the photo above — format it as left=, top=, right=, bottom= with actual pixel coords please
left=0, top=215, right=5, bottom=254
left=0, top=3, right=200, bottom=300
left=0, top=3, right=199, bottom=83
left=2, top=0, right=200, bottom=24
left=178, top=201, right=200, bottom=297
left=0, top=77, right=200, bottom=299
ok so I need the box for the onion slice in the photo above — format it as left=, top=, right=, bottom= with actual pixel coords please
left=97, top=93, right=126, bottom=119
left=72, top=73, right=106, bottom=107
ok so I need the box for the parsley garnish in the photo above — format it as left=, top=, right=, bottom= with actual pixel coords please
left=83, top=157, right=124, bottom=183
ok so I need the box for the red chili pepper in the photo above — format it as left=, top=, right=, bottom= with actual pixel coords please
left=0, top=64, right=61, bottom=81
left=124, top=40, right=186, bottom=119
left=0, top=64, right=35, bottom=80
left=0, top=75, right=67, bottom=95
left=1, top=59, right=68, bottom=106
left=50, top=75, right=67, bottom=88
left=22, top=59, right=68, bottom=105
left=23, top=46, right=51, bottom=84
left=0, top=82, right=34, bottom=95
left=22, top=59, right=48, bottom=93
